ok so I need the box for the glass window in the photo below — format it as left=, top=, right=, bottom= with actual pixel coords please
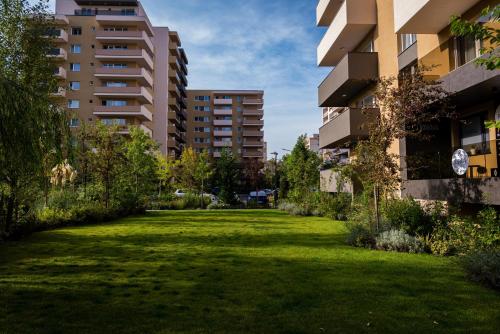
left=69, top=118, right=80, bottom=127
left=454, top=36, right=481, bottom=68
left=71, top=27, right=82, bottom=35
left=69, top=81, right=80, bottom=90
left=71, top=44, right=81, bottom=54
left=460, top=113, right=490, bottom=155
left=103, top=100, right=127, bottom=107
left=70, top=63, right=80, bottom=72
left=359, top=39, right=374, bottom=53
left=400, top=34, right=417, bottom=52
left=105, top=82, right=127, bottom=87
left=68, top=100, right=80, bottom=109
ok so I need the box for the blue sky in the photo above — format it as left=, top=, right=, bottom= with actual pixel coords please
left=42, top=0, right=329, bottom=158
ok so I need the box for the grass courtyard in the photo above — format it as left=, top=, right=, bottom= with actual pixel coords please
left=0, top=210, right=499, bottom=333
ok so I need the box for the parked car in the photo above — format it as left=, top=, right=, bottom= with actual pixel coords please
left=174, top=190, right=218, bottom=203
left=249, top=191, right=269, bottom=205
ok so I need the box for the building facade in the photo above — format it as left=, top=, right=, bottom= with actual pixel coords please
left=52, top=0, right=188, bottom=157
left=186, top=90, right=265, bottom=162
left=316, top=0, right=500, bottom=205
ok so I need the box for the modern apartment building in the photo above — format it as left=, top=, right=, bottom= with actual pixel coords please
left=51, top=0, right=188, bottom=157
left=186, top=90, right=265, bottom=162
left=316, top=0, right=500, bottom=205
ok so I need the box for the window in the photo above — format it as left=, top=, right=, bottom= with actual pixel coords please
left=236, top=107, right=242, bottom=112
left=105, top=82, right=127, bottom=87
left=102, top=100, right=127, bottom=107
left=69, top=118, right=80, bottom=127
left=194, top=106, right=211, bottom=112
left=359, top=39, right=374, bottom=53
left=216, top=95, right=231, bottom=99
left=194, top=116, right=210, bottom=122
left=69, top=81, right=80, bottom=90
left=71, top=44, right=81, bottom=54
left=454, top=36, right=481, bottom=68
left=68, top=100, right=80, bottom=109
left=103, top=63, right=128, bottom=69
left=194, top=138, right=210, bottom=144
left=103, top=45, right=128, bottom=50
left=121, top=8, right=136, bottom=16
left=195, top=96, right=210, bottom=101
left=194, top=127, right=210, bottom=133
left=102, top=119, right=127, bottom=126
left=104, top=27, right=129, bottom=32
left=400, top=34, right=417, bottom=53
left=80, top=8, right=92, bottom=16
left=70, top=63, right=80, bottom=72
left=71, top=27, right=82, bottom=35
left=460, top=113, right=490, bottom=156
left=358, top=95, right=376, bottom=108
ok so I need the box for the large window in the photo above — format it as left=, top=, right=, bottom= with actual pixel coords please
left=454, top=36, right=481, bottom=68
left=67, top=100, right=80, bottom=109
left=400, top=34, right=417, bottom=53
left=70, top=63, right=80, bottom=72
left=69, top=81, right=80, bottom=90
left=102, top=100, right=127, bottom=107
left=105, top=82, right=127, bottom=87
left=460, top=113, right=490, bottom=156
left=101, top=119, right=127, bottom=126
left=71, top=27, right=82, bottom=35
left=71, top=44, right=81, bottom=54
left=103, top=63, right=128, bottom=69
left=195, top=96, right=210, bottom=101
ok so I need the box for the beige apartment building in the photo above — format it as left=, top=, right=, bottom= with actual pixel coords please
left=317, top=0, right=500, bottom=205
left=186, top=90, right=265, bottom=162
left=51, top=0, right=188, bottom=157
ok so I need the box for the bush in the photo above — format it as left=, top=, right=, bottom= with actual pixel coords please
left=278, top=201, right=312, bottom=216
left=317, top=193, right=351, bottom=221
left=346, top=224, right=376, bottom=248
left=383, top=198, right=430, bottom=236
left=462, top=251, right=500, bottom=290
left=47, top=189, right=79, bottom=210
left=207, top=203, right=232, bottom=210
left=376, top=229, right=425, bottom=253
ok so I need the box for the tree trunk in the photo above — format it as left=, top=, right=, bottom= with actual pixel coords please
left=374, top=185, right=380, bottom=232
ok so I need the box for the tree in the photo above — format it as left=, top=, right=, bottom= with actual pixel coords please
left=123, top=126, right=159, bottom=198
left=283, top=135, right=321, bottom=203
left=352, top=67, right=453, bottom=231
left=174, top=147, right=199, bottom=192
left=0, top=0, right=68, bottom=233
left=194, top=150, right=213, bottom=208
left=451, top=5, right=500, bottom=70
left=213, top=149, right=240, bottom=204
left=243, top=158, right=264, bottom=193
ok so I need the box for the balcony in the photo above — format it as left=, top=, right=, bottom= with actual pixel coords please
left=45, top=29, right=68, bottom=43
left=242, top=98, right=263, bottom=105
left=394, top=0, right=482, bottom=33
left=51, top=14, right=69, bottom=25
left=439, top=54, right=500, bottom=105
left=54, top=67, right=67, bottom=79
left=93, top=105, right=153, bottom=122
left=47, top=48, right=67, bottom=61
left=214, top=141, right=233, bottom=148
left=319, top=107, right=378, bottom=148
left=95, top=14, right=154, bottom=37
left=94, top=67, right=153, bottom=88
left=213, top=130, right=233, bottom=137
left=167, top=139, right=181, bottom=151
left=317, top=0, right=344, bottom=26
left=51, top=87, right=66, bottom=98
left=94, top=86, right=153, bottom=104
left=243, top=120, right=264, bottom=126
left=139, top=124, right=152, bottom=137
left=318, top=52, right=378, bottom=107
left=214, top=98, right=233, bottom=105
left=243, top=109, right=264, bottom=117
left=95, top=49, right=154, bottom=71
left=243, top=140, right=264, bottom=147
left=243, top=151, right=264, bottom=158
left=214, top=109, right=233, bottom=116
left=243, top=130, right=264, bottom=137
left=317, top=0, right=377, bottom=66
left=213, top=152, right=222, bottom=158
left=214, top=120, right=233, bottom=126
left=96, top=30, right=154, bottom=53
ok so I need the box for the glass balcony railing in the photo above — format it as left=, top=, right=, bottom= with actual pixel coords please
left=74, top=9, right=137, bottom=16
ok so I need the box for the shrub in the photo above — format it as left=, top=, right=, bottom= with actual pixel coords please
left=376, top=229, right=425, bottom=253
left=47, top=189, right=79, bottom=210
left=346, top=224, right=376, bottom=248
left=317, top=193, right=351, bottom=221
left=278, top=201, right=311, bottom=216
left=207, top=203, right=232, bottom=210
left=462, top=251, right=500, bottom=290
left=383, top=198, right=430, bottom=236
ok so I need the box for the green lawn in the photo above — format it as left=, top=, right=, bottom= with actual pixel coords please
left=0, top=210, right=499, bottom=333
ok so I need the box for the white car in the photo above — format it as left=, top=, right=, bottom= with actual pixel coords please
left=174, top=190, right=218, bottom=203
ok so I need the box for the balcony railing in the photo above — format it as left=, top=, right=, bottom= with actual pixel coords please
left=243, top=120, right=264, bottom=126
left=96, top=30, right=154, bottom=53
left=95, top=49, right=154, bottom=71
left=75, top=9, right=137, bottom=16
left=242, top=98, right=264, bottom=105
left=94, top=67, right=153, bottom=88
left=242, top=109, right=264, bottom=116
left=214, top=109, right=233, bottom=116
left=214, top=120, right=233, bottom=126
left=213, top=141, right=233, bottom=148
left=94, top=86, right=153, bottom=104
left=93, top=105, right=153, bottom=122
left=243, top=130, right=264, bottom=137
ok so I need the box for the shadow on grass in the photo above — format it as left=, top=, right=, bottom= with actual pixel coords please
left=0, top=210, right=499, bottom=334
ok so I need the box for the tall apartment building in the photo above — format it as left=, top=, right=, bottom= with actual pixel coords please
left=51, top=0, right=188, bottom=157
left=316, top=0, right=500, bottom=205
left=186, top=90, right=265, bottom=162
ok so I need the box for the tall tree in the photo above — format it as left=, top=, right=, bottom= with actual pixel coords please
left=0, top=0, right=68, bottom=233
left=194, top=150, right=213, bottom=208
left=213, top=149, right=240, bottom=204
left=174, top=147, right=199, bottom=193
left=156, top=152, right=176, bottom=197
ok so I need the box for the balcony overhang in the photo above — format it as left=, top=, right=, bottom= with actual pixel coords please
left=94, top=67, right=153, bottom=88
left=319, top=108, right=378, bottom=149
left=317, top=0, right=377, bottom=66
left=94, top=87, right=153, bottom=104
left=403, top=178, right=500, bottom=206
left=318, top=52, right=378, bottom=107
left=394, top=0, right=482, bottom=34
left=93, top=105, right=153, bottom=122
left=317, top=0, right=344, bottom=27
left=96, top=15, right=154, bottom=37
left=96, top=30, right=154, bottom=54
left=95, top=49, right=154, bottom=71
left=440, top=56, right=500, bottom=106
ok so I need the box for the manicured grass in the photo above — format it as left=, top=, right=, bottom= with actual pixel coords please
left=0, top=210, right=498, bottom=333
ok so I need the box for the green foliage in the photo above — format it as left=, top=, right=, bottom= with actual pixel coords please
left=462, top=251, right=500, bottom=291
left=346, top=224, right=376, bottom=249
left=213, top=149, right=240, bottom=205
left=207, top=202, right=233, bottom=210
left=376, top=229, right=425, bottom=254
left=46, top=189, right=79, bottom=211
left=283, top=135, right=321, bottom=202
left=451, top=5, right=500, bottom=70
left=383, top=198, right=430, bottom=236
